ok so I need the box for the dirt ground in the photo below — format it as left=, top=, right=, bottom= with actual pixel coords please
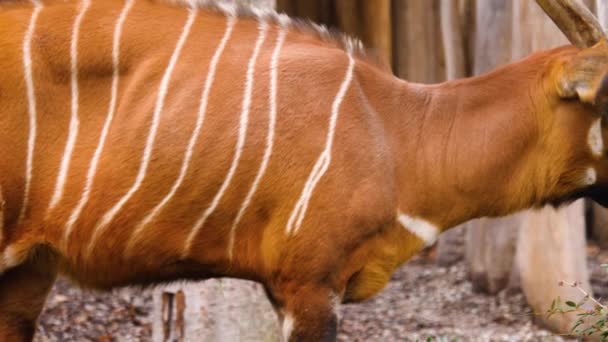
left=34, top=246, right=608, bottom=342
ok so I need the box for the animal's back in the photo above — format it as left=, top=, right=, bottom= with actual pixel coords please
left=0, top=0, right=394, bottom=288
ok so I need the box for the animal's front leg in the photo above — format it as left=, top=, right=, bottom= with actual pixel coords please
left=273, top=284, right=340, bottom=342
left=0, top=249, right=57, bottom=342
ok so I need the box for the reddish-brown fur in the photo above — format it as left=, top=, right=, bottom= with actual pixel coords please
left=2, top=1, right=608, bottom=341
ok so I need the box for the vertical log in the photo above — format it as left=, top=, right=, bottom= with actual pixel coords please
left=359, top=0, right=392, bottom=67
left=591, top=1, right=608, bottom=249
left=436, top=0, right=468, bottom=266
left=591, top=201, right=608, bottom=249
left=513, top=0, right=591, bottom=334
left=276, top=0, right=332, bottom=24
left=153, top=281, right=279, bottom=342
left=333, top=0, right=392, bottom=67
left=440, top=0, right=466, bottom=80
left=465, top=215, right=522, bottom=293
left=464, top=0, right=518, bottom=294
left=517, top=203, right=590, bottom=332
left=598, top=0, right=608, bottom=25
left=392, top=0, right=445, bottom=83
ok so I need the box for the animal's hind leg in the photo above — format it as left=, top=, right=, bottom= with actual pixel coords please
left=0, top=248, right=57, bottom=341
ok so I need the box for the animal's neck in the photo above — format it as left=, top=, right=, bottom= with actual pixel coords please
left=358, top=56, right=547, bottom=230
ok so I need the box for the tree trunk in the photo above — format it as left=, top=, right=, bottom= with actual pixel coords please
left=591, top=201, right=608, bottom=249
left=152, top=280, right=279, bottom=342
left=517, top=203, right=591, bottom=333
left=465, top=215, right=522, bottom=293
left=275, top=0, right=331, bottom=24
left=598, top=0, right=608, bottom=25
left=464, top=0, right=518, bottom=294
left=591, top=1, right=608, bottom=249
left=392, top=0, right=445, bottom=83
left=334, top=0, right=392, bottom=67
left=512, top=0, right=591, bottom=334
left=436, top=0, right=468, bottom=266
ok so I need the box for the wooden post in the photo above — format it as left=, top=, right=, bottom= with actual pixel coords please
left=275, top=0, right=332, bottom=25
left=464, top=0, right=519, bottom=294
left=513, top=0, right=591, bottom=333
left=592, top=0, right=608, bottom=249
left=392, top=0, right=445, bottom=83
left=436, top=0, right=469, bottom=266
left=152, top=281, right=279, bottom=342
left=359, top=0, right=392, bottom=67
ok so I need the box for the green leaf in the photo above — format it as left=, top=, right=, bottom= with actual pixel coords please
left=550, top=299, right=557, bottom=311
left=571, top=319, right=584, bottom=333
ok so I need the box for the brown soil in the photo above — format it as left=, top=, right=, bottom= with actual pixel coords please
left=34, top=248, right=608, bottom=342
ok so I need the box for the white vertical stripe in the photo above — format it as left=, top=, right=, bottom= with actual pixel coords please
left=285, top=54, right=355, bottom=235
left=47, top=0, right=91, bottom=212
left=63, top=0, right=135, bottom=248
left=19, top=0, right=43, bottom=223
left=0, top=186, right=4, bottom=244
left=85, top=10, right=198, bottom=257
left=182, top=22, right=269, bottom=258
left=226, top=28, right=286, bottom=260
left=125, top=17, right=236, bottom=255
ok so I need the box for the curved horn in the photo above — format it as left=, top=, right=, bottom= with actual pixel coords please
left=536, top=0, right=606, bottom=48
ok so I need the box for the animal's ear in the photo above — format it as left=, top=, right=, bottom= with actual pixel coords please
left=555, top=39, right=608, bottom=105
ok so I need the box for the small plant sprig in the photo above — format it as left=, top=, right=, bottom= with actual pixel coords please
left=546, top=264, right=608, bottom=340
left=415, top=337, right=460, bottom=342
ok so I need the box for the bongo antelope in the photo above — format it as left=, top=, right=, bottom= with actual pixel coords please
left=1, top=0, right=608, bottom=340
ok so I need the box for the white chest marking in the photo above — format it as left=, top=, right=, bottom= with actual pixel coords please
left=126, top=16, right=236, bottom=255
left=588, top=117, right=604, bottom=158
left=397, top=212, right=440, bottom=247
left=183, top=21, right=268, bottom=257
left=584, top=167, right=597, bottom=185
left=285, top=54, right=356, bottom=235
left=48, top=0, right=91, bottom=213
left=19, top=0, right=43, bottom=223
left=86, top=9, right=197, bottom=257
left=64, top=0, right=135, bottom=248
left=282, top=313, right=295, bottom=342
left=1, top=246, right=20, bottom=273
left=226, top=28, right=287, bottom=260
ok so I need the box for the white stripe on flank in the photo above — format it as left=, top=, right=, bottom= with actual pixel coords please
left=86, top=10, right=198, bottom=257
left=19, top=0, right=43, bottom=223
left=0, top=186, right=4, bottom=244
left=226, top=28, right=287, bottom=260
left=397, top=212, right=440, bottom=247
left=125, top=17, right=236, bottom=255
left=182, top=22, right=269, bottom=257
left=285, top=54, right=355, bottom=235
left=47, top=0, right=91, bottom=213
left=63, top=0, right=135, bottom=248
